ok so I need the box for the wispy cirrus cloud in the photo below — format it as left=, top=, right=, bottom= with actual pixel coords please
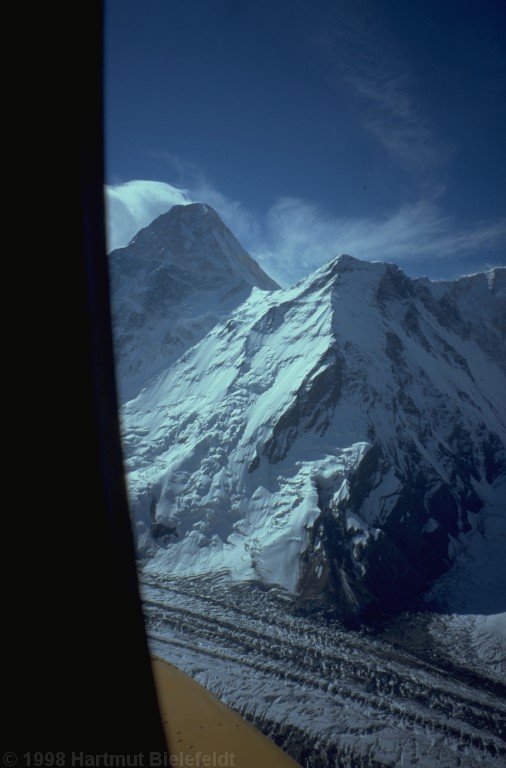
left=312, top=5, right=442, bottom=175
left=258, top=196, right=506, bottom=285
left=350, top=71, right=439, bottom=171
left=105, top=179, right=506, bottom=286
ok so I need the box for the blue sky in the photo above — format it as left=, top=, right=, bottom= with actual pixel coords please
left=105, top=0, right=505, bottom=286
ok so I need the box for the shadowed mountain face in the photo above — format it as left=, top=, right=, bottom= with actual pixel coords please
left=114, top=205, right=506, bottom=616
left=109, top=202, right=279, bottom=403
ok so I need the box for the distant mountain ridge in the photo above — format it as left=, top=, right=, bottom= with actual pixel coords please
left=113, top=204, right=506, bottom=615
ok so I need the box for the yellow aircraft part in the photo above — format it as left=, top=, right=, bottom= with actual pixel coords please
left=152, top=658, right=300, bottom=767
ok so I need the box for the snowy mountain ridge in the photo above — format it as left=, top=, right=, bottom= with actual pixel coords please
left=115, top=209, right=506, bottom=614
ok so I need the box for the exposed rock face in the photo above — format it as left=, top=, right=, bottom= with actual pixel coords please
left=116, top=208, right=506, bottom=615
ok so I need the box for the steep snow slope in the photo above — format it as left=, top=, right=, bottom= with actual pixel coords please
left=109, top=202, right=279, bottom=402
left=123, top=254, right=506, bottom=614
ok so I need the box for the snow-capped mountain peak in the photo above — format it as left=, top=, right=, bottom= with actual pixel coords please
left=109, top=202, right=279, bottom=402
left=121, top=242, right=505, bottom=615
left=127, top=202, right=277, bottom=290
